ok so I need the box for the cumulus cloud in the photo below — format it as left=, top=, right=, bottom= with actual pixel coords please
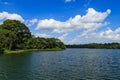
left=0, top=11, right=24, bottom=22
left=79, top=27, right=120, bottom=41
left=35, top=8, right=111, bottom=33
left=97, top=28, right=120, bottom=40
left=67, top=27, right=120, bottom=44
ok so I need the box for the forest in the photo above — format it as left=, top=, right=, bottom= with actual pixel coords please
left=0, top=19, right=66, bottom=54
left=66, top=43, right=120, bottom=49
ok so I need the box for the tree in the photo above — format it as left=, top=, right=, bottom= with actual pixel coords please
left=0, top=29, right=16, bottom=50
left=0, top=19, right=31, bottom=48
left=0, top=44, right=4, bottom=54
left=0, top=20, right=66, bottom=51
left=25, top=37, right=66, bottom=49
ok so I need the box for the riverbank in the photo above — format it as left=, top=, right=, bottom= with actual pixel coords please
left=4, top=48, right=64, bottom=54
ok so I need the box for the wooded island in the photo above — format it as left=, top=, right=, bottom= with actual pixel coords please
left=0, top=20, right=66, bottom=54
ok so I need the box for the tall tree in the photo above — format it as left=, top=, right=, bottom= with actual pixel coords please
left=0, top=19, right=31, bottom=48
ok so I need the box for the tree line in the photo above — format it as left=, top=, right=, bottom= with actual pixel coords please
left=0, top=19, right=66, bottom=53
left=66, top=43, right=120, bottom=49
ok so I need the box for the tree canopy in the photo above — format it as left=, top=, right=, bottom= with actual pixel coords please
left=1, top=20, right=31, bottom=45
left=0, top=29, right=16, bottom=50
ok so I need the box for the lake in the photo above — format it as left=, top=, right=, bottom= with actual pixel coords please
left=0, top=48, right=120, bottom=80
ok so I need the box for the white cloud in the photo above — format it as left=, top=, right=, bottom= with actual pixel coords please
left=0, top=11, right=24, bottom=22
left=30, top=19, right=38, bottom=24
left=35, top=33, right=51, bottom=38
left=97, top=28, right=120, bottom=40
left=67, top=27, right=120, bottom=44
left=35, top=8, right=111, bottom=33
left=26, top=18, right=38, bottom=27
left=79, top=27, right=120, bottom=41
left=58, top=33, right=68, bottom=41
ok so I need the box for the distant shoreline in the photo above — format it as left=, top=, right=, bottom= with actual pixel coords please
left=67, top=48, right=120, bottom=49
left=66, top=43, right=120, bottom=49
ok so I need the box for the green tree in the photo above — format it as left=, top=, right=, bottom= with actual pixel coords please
left=0, top=44, right=4, bottom=54
left=0, top=19, right=31, bottom=49
left=0, top=29, right=16, bottom=50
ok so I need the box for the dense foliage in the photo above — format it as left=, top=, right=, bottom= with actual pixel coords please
left=0, top=20, right=31, bottom=48
left=0, top=44, right=4, bottom=54
left=0, top=29, right=16, bottom=50
left=0, top=19, right=66, bottom=53
left=24, top=37, right=66, bottom=49
left=66, top=43, right=120, bottom=49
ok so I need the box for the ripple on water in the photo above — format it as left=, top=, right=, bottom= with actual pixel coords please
left=0, top=49, right=120, bottom=80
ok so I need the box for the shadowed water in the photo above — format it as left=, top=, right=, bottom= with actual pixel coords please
left=0, top=48, right=120, bottom=80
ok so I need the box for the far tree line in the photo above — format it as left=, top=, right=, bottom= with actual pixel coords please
left=66, top=43, right=120, bottom=49
left=0, top=19, right=66, bottom=53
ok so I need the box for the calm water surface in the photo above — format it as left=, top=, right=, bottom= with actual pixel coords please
left=0, top=48, right=120, bottom=80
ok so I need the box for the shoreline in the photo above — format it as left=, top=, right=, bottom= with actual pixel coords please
left=4, top=48, right=65, bottom=54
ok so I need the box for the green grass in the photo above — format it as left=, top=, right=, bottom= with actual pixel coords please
left=4, top=48, right=64, bottom=54
left=4, top=49, right=38, bottom=54
left=39, top=47, right=64, bottom=51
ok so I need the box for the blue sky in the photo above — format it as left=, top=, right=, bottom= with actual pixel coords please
left=0, top=0, right=120, bottom=44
